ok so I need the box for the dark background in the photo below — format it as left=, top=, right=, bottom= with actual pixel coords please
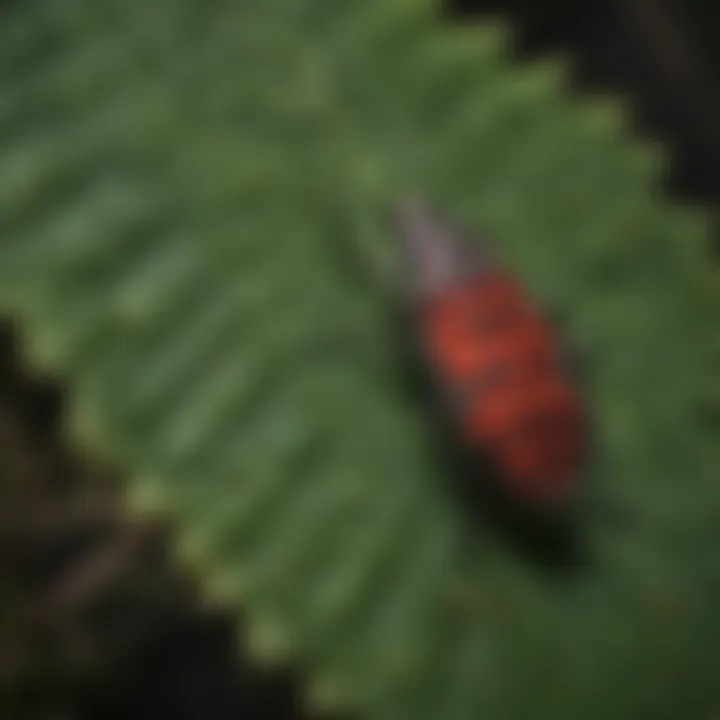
left=451, top=0, right=720, bottom=207
left=2, top=1, right=718, bottom=719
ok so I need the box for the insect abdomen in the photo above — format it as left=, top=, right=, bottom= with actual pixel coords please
left=419, top=272, right=586, bottom=504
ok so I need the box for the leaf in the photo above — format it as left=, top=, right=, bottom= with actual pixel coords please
left=1, top=0, right=719, bottom=718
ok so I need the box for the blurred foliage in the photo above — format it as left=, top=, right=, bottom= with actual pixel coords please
left=0, top=0, right=718, bottom=719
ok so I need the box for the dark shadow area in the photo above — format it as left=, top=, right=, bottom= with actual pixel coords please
left=76, top=616, right=303, bottom=720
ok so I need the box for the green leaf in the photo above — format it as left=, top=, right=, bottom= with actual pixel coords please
left=1, top=0, right=718, bottom=717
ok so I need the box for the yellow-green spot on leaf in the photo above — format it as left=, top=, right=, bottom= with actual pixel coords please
left=577, top=95, right=629, bottom=137
left=246, top=612, right=293, bottom=665
left=306, top=674, right=351, bottom=715
left=125, top=474, right=172, bottom=517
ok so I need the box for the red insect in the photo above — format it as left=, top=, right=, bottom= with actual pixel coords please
left=392, top=198, right=587, bottom=511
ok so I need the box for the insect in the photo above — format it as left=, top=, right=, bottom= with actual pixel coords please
left=391, top=198, right=588, bottom=513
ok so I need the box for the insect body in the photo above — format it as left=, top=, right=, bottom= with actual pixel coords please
left=393, top=199, right=587, bottom=510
